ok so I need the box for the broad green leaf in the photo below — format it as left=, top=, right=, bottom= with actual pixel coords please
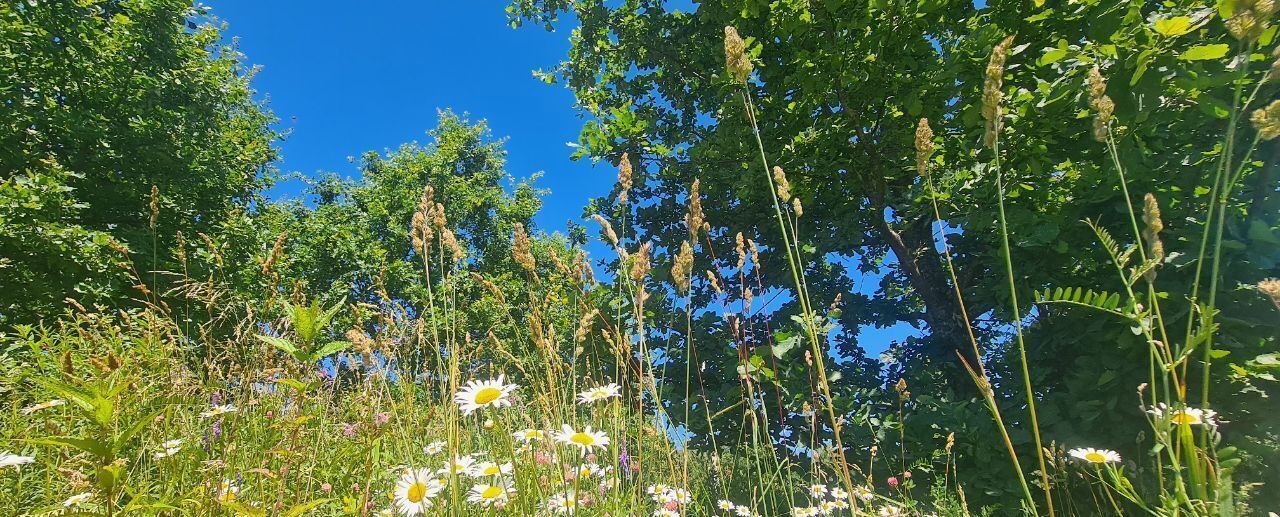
left=256, top=334, right=297, bottom=354
left=309, top=340, right=352, bottom=361
left=1179, top=44, right=1230, bottom=61
left=30, top=436, right=111, bottom=459
left=1154, top=16, right=1194, bottom=37
left=1037, top=48, right=1068, bottom=66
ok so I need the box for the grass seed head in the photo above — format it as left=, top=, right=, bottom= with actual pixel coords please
left=914, top=118, right=935, bottom=177
left=1251, top=100, right=1280, bottom=140
left=982, top=36, right=1015, bottom=149
left=724, top=26, right=752, bottom=83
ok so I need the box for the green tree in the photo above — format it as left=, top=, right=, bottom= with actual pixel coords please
left=0, top=0, right=279, bottom=325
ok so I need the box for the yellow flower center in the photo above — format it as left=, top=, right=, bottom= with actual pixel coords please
left=1170, top=412, right=1198, bottom=425
left=1084, top=452, right=1107, bottom=463
left=407, top=482, right=427, bottom=503
left=483, top=465, right=501, bottom=475
left=571, top=432, right=595, bottom=446
left=474, top=387, right=503, bottom=405
left=481, top=486, right=503, bottom=499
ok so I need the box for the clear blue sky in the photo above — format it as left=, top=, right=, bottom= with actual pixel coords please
left=207, top=1, right=609, bottom=232
left=207, top=1, right=916, bottom=355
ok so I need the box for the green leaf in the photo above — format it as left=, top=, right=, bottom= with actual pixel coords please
left=1153, top=16, right=1194, bottom=37
left=1179, top=44, right=1230, bottom=61
left=309, top=340, right=353, bottom=362
left=284, top=499, right=331, bottom=516
left=1037, top=48, right=1068, bottom=66
left=30, top=436, right=112, bottom=459
left=256, top=334, right=297, bottom=354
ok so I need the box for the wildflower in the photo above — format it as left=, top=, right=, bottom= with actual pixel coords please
left=576, top=383, right=622, bottom=404
left=374, top=412, right=391, bottom=427
left=982, top=35, right=1015, bottom=149
left=809, top=484, right=828, bottom=499
left=394, top=467, right=440, bottom=515
left=886, top=476, right=899, bottom=488
left=154, top=439, right=182, bottom=460
left=1251, top=100, right=1280, bottom=140
left=200, top=404, right=237, bottom=419
left=718, top=500, right=737, bottom=511
left=829, top=487, right=848, bottom=500
left=853, top=485, right=874, bottom=501
left=468, top=461, right=514, bottom=478
left=724, top=26, right=753, bottom=82
left=1068, top=447, right=1122, bottom=465
left=20, top=399, right=65, bottom=415
left=468, top=482, right=514, bottom=508
left=215, top=479, right=239, bottom=503
left=439, top=454, right=478, bottom=477
left=1149, top=404, right=1218, bottom=426
left=646, top=484, right=671, bottom=500
left=735, top=505, right=756, bottom=517
left=64, top=492, right=92, bottom=507
left=512, top=429, right=546, bottom=443
left=546, top=491, right=580, bottom=514
left=878, top=505, right=905, bottom=516
left=454, top=375, right=517, bottom=415
left=423, top=441, right=447, bottom=455
left=792, top=506, right=819, bottom=517
left=671, top=488, right=692, bottom=505
left=0, top=451, right=35, bottom=469
left=830, top=499, right=850, bottom=510
left=555, top=424, right=609, bottom=455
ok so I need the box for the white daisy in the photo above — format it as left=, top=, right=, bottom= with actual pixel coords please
left=0, top=451, right=35, bottom=469
left=63, top=492, right=92, bottom=507
left=1068, top=447, right=1122, bottom=465
left=394, top=467, right=441, bottom=515
left=830, top=487, right=848, bottom=500
left=809, top=484, right=828, bottom=499
left=154, top=439, right=183, bottom=460
left=423, top=441, right=447, bottom=455
left=546, top=491, right=579, bottom=514
left=671, top=488, right=692, bottom=504
left=575, top=383, right=622, bottom=404
left=1149, top=404, right=1218, bottom=427
left=467, top=481, right=514, bottom=507
left=200, top=404, right=237, bottom=419
left=454, top=375, right=517, bottom=415
left=20, top=399, right=65, bottom=415
left=215, top=479, right=239, bottom=503
left=853, top=485, right=874, bottom=502
left=735, top=506, right=756, bottom=517
left=439, top=454, right=477, bottom=477
left=718, top=500, right=737, bottom=511
left=655, top=509, right=680, bottom=517
left=555, top=424, right=610, bottom=456
left=512, top=429, right=546, bottom=443
left=468, top=461, right=514, bottom=478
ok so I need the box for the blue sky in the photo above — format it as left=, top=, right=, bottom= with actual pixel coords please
left=208, top=1, right=609, bottom=231
left=208, top=1, right=917, bottom=354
